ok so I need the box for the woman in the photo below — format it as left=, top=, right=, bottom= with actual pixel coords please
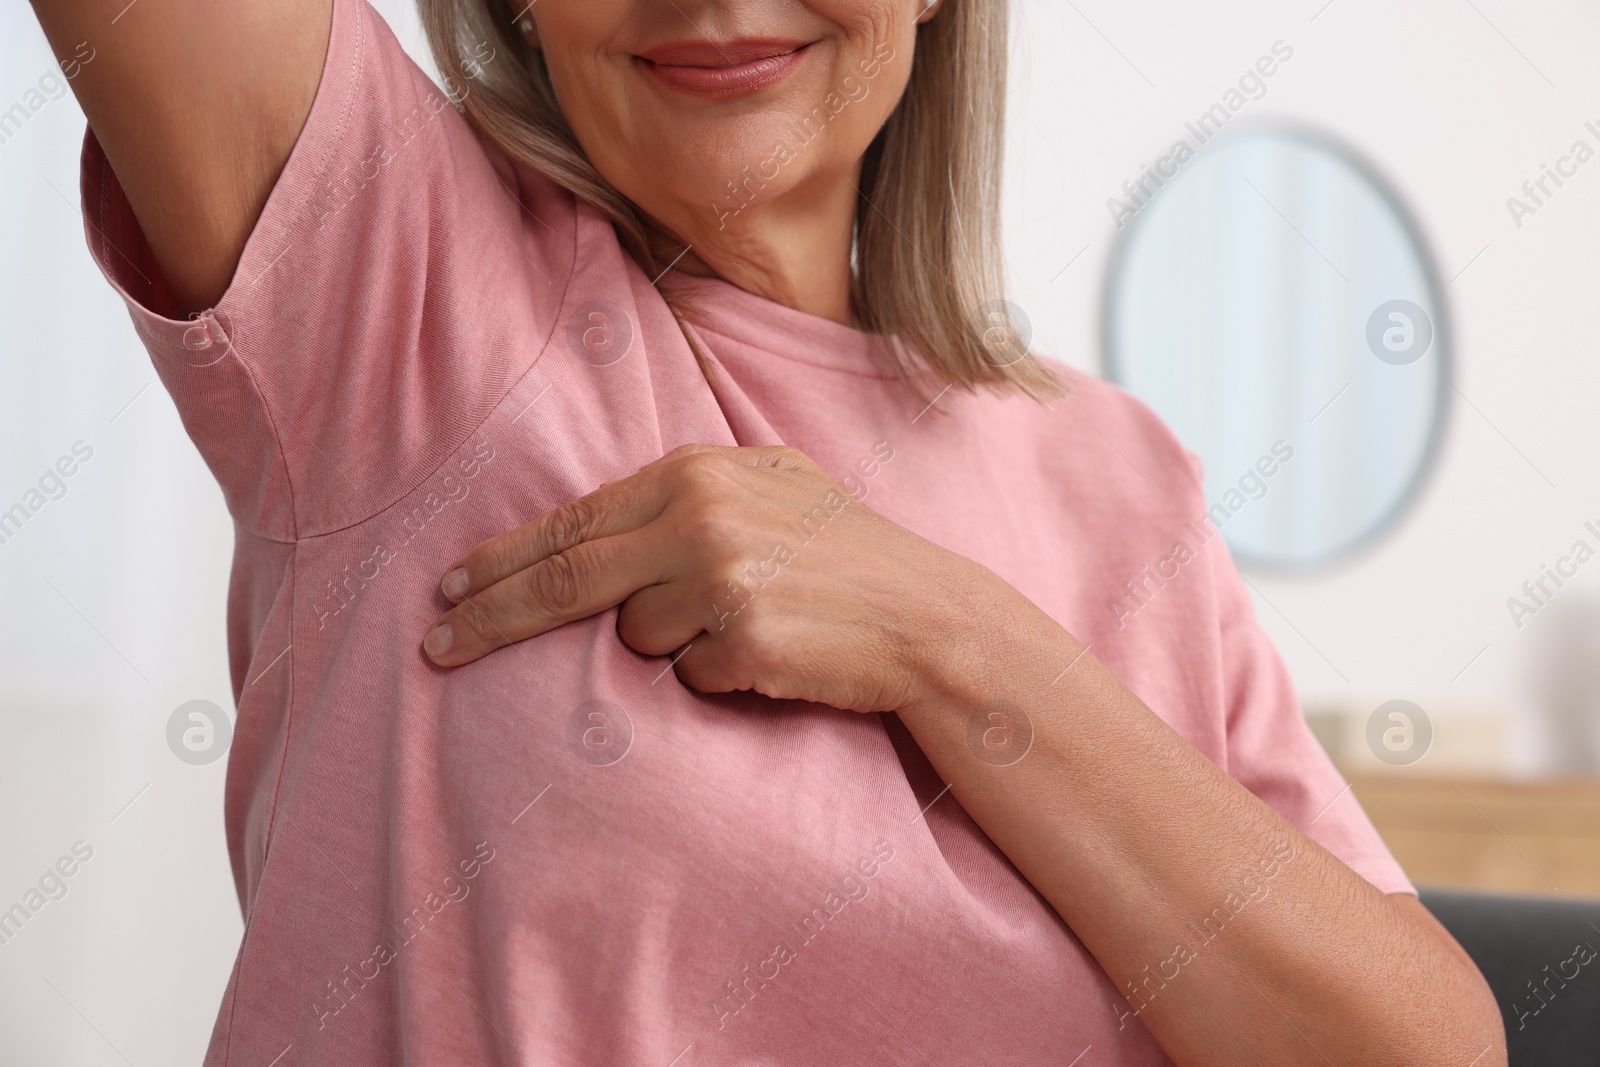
left=31, top=0, right=1503, bottom=1062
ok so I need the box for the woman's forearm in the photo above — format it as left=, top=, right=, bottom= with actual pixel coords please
left=896, top=572, right=1505, bottom=1067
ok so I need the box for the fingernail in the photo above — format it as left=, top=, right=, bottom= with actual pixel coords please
left=442, top=568, right=470, bottom=600
left=424, top=624, right=454, bottom=658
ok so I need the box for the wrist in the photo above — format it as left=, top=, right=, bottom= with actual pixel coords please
left=899, top=559, right=1067, bottom=722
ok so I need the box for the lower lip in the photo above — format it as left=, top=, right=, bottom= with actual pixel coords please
left=642, top=47, right=807, bottom=99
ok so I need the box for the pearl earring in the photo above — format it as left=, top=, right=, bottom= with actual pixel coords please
left=518, top=17, right=533, bottom=33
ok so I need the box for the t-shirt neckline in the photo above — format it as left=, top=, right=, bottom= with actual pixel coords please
left=657, top=271, right=898, bottom=379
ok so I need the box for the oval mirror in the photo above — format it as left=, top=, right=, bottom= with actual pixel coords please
left=1103, top=124, right=1448, bottom=571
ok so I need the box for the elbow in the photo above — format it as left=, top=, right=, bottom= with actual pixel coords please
left=1451, top=963, right=1507, bottom=1067
left=1399, top=955, right=1506, bottom=1067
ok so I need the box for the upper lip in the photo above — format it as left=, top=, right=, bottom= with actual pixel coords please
left=637, top=38, right=811, bottom=68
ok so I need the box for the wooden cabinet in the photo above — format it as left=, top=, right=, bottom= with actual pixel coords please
left=1348, top=776, right=1600, bottom=897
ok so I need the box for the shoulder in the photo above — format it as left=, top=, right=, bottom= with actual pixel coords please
left=1021, top=361, right=1206, bottom=502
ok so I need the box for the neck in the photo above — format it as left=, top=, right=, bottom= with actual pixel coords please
left=646, top=162, right=863, bottom=327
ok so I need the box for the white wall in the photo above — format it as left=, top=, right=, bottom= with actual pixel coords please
left=0, top=0, right=1594, bottom=1062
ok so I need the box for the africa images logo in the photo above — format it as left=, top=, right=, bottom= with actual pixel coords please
left=1365, top=300, right=1434, bottom=366
left=165, top=700, right=232, bottom=766
left=1366, top=700, right=1432, bottom=767
left=567, top=700, right=633, bottom=767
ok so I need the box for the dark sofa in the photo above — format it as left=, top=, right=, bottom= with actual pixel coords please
left=1419, top=889, right=1600, bottom=1066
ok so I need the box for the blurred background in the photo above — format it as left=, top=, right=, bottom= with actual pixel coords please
left=3, top=0, right=1599, bottom=1062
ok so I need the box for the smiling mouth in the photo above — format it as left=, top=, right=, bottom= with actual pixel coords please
left=637, top=39, right=813, bottom=99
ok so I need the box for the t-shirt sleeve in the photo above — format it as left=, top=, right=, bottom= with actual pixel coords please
left=78, top=0, right=574, bottom=540
left=1208, top=539, right=1417, bottom=897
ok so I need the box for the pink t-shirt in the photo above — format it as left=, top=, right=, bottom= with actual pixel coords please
left=79, top=1, right=1412, bottom=1063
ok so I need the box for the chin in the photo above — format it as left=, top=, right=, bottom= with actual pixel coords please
left=609, top=114, right=815, bottom=235
left=617, top=62, right=898, bottom=236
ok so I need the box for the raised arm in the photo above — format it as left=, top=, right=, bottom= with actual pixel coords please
left=28, top=0, right=332, bottom=314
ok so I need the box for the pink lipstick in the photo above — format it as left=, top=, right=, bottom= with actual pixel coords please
left=638, top=38, right=811, bottom=99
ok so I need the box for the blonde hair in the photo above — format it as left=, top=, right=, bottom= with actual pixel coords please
left=419, top=0, right=1062, bottom=400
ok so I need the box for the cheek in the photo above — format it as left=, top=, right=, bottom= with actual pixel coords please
left=809, top=2, right=915, bottom=119
left=813, top=0, right=904, bottom=42
left=542, top=56, right=631, bottom=169
left=530, top=6, right=638, bottom=161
